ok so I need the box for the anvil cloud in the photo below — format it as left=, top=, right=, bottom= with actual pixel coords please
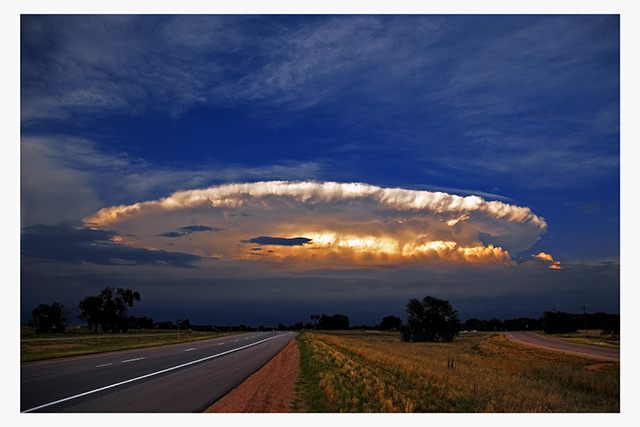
left=18, top=14, right=620, bottom=330
left=84, top=181, right=548, bottom=268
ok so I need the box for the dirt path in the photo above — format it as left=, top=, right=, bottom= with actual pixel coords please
left=506, top=331, right=619, bottom=361
left=204, top=335, right=300, bottom=413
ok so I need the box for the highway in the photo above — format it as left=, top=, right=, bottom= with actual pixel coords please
left=21, top=331, right=295, bottom=413
left=505, top=331, right=619, bottom=361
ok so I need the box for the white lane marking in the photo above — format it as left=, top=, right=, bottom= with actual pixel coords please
left=218, top=342, right=225, bottom=345
left=184, top=348, right=196, bottom=352
left=22, top=333, right=292, bottom=413
left=121, top=357, right=145, bottom=364
left=96, top=363, right=112, bottom=368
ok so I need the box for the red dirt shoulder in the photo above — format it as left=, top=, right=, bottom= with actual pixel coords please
left=204, top=336, right=300, bottom=413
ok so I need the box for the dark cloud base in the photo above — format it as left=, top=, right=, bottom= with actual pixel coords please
left=22, top=224, right=201, bottom=268
left=21, top=250, right=619, bottom=327
left=157, top=225, right=222, bottom=238
left=242, top=236, right=313, bottom=246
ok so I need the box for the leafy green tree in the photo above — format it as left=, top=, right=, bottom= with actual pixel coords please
left=29, top=302, right=68, bottom=333
left=78, top=287, right=141, bottom=333
left=404, top=296, right=460, bottom=342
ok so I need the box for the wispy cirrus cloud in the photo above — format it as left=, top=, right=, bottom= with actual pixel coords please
left=84, top=181, right=549, bottom=268
left=427, top=136, right=620, bottom=189
left=21, top=136, right=323, bottom=226
left=21, top=15, right=442, bottom=121
left=21, top=15, right=618, bottom=193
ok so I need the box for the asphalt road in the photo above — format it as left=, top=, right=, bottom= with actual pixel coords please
left=505, top=331, right=619, bottom=361
left=21, top=331, right=295, bottom=413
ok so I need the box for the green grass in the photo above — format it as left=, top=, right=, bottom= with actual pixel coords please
left=20, top=328, right=241, bottom=363
left=294, top=330, right=619, bottom=413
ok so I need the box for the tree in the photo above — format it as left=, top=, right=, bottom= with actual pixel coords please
left=542, top=310, right=578, bottom=334
left=404, top=296, right=460, bottom=342
left=503, top=317, right=540, bottom=331
left=179, top=318, right=191, bottom=330
left=129, top=315, right=154, bottom=329
left=485, top=318, right=504, bottom=332
left=78, top=287, right=141, bottom=333
left=318, top=313, right=350, bottom=330
left=78, top=295, right=103, bottom=332
left=463, top=317, right=482, bottom=331
left=155, top=320, right=174, bottom=330
left=378, top=315, right=402, bottom=331
left=29, top=302, right=68, bottom=333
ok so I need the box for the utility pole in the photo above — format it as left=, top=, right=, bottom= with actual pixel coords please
left=581, top=303, right=588, bottom=337
left=310, top=314, right=320, bottom=330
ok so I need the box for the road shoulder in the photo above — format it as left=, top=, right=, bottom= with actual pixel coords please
left=506, top=331, right=619, bottom=361
left=204, top=336, right=300, bottom=413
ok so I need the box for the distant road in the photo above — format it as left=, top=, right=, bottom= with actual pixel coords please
left=21, top=331, right=294, bottom=413
left=505, top=332, right=619, bottom=362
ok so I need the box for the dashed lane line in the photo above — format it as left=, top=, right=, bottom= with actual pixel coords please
left=121, top=357, right=145, bottom=364
left=22, top=333, right=291, bottom=413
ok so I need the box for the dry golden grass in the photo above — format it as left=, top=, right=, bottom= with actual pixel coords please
left=296, top=331, right=619, bottom=413
left=20, top=329, right=240, bottom=363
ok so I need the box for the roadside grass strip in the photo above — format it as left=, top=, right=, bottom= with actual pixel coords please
left=20, top=330, right=244, bottom=363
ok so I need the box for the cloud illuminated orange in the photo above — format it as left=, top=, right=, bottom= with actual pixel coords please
left=535, top=252, right=554, bottom=262
left=84, top=181, right=548, bottom=268
left=535, top=252, right=562, bottom=270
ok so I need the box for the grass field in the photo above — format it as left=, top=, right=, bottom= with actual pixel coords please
left=294, top=330, right=619, bottom=413
left=20, top=328, right=240, bottom=363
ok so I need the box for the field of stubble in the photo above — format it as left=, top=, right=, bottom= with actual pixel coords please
left=295, top=330, right=619, bottom=413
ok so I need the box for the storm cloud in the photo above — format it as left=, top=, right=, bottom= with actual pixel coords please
left=84, top=181, right=549, bottom=268
left=243, top=236, right=313, bottom=246
left=157, top=225, right=223, bottom=238
left=21, top=224, right=201, bottom=268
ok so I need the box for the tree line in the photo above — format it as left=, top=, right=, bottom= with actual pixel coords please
left=28, top=290, right=619, bottom=340
left=28, top=287, right=141, bottom=333
left=462, top=311, right=619, bottom=335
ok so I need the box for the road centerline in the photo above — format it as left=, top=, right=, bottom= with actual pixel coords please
left=121, top=357, right=145, bottom=363
left=22, top=333, right=290, bottom=413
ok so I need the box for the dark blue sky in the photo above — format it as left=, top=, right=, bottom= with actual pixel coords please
left=19, top=14, right=621, bottom=327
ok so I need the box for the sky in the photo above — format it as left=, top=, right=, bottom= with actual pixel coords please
left=19, top=12, right=623, bottom=327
